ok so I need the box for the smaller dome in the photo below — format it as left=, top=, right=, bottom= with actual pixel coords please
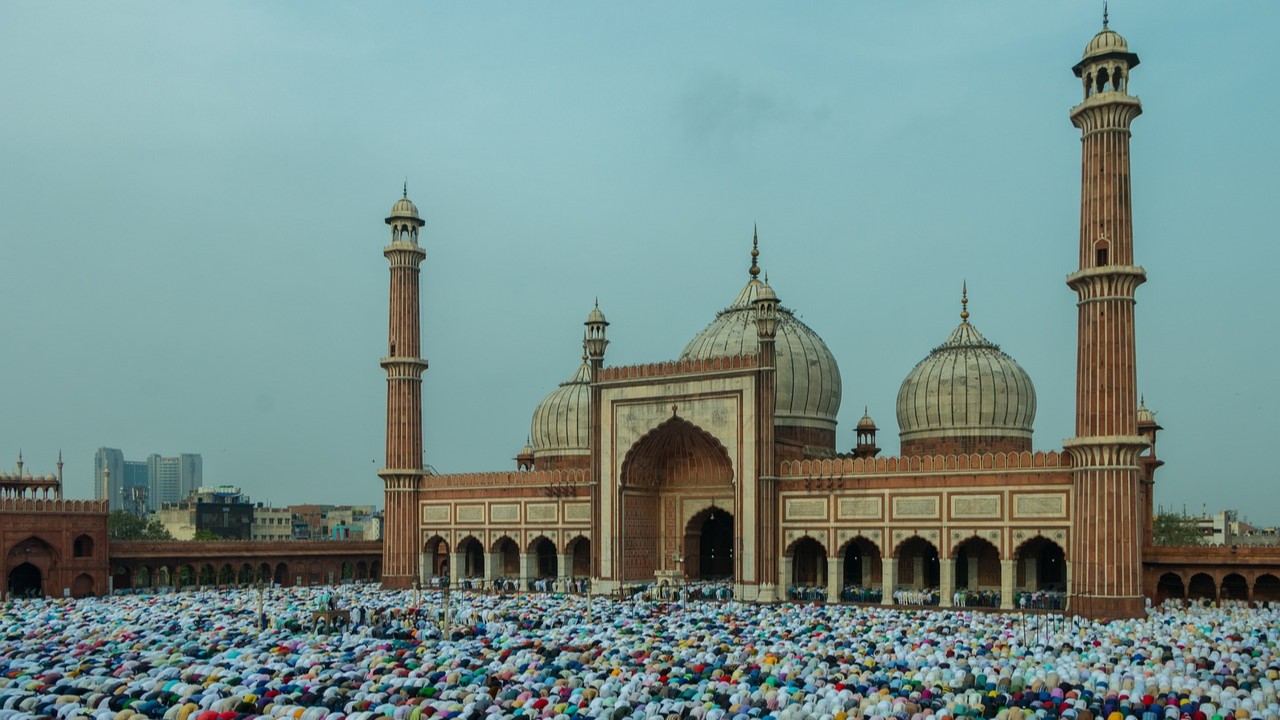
left=856, top=409, right=877, bottom=431
left=45, top=473, right=56, bottom=483
left=1083, top=28, right=1128, bottom=59
left=586, top=301, right=607, bottom=326
left=530, top=359, right=592, bottom=459
left=1137, top=398, right=1156, bottom=426
left=755, top=279, right=778, bottom=304
left=389, top=196, right=419, bottom=219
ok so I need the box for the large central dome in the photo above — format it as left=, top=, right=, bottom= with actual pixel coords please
left=679, top=238, right=841, bottom=447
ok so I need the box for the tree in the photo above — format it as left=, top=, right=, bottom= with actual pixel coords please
left=108, top=511, right=175, bottom=541
left=1153, top=512, right=1204, bottom=546
left=192, top=529, right=221, bottom=541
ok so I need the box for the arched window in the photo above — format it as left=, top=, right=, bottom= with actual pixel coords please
left=73, top=534, right=94, bottom=558
left=1097, top=67, right=1110, bottom=94
left=1094, top=238, right=1110, bottom=267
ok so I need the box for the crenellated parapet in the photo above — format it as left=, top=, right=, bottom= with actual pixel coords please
left=780, top=450, right=1065, bottom=477
left=0, top=497, right=106, bottom=514
left=423, top=468, right=591, bottom=489
left=598, top=354, right=757, bottom=383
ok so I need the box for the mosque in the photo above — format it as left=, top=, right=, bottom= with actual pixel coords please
left=378, top=21, right=1168, bottom=621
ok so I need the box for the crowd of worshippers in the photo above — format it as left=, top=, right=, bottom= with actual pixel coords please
left=6, top=585, right=1280, bottom=720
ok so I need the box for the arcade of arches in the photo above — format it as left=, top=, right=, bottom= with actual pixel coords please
left=107, top=541, right=382, bottom=592
left=783, top=533, right=1068, bottom=609
left=421, top=533, right=593, bottom=588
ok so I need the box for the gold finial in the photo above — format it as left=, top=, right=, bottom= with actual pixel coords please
left=582, top=335, right=589, bottom=363
left=672, top=404, right=679, bottom=416
left=960, top=280, right=969, bottom=322
left=749, top=224, right=760, bottom=279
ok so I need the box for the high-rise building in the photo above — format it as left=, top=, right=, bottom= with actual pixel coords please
left=146, top=453, right=202, bottom=512
left=93, top=448, right=125, bottom=511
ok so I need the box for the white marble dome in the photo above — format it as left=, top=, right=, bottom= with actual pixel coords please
left=388, top=195, right=419, bottom=220
left=530, top=358, right=591, bottom=459
left=896, top=317, right=1036, bottom=445
left=680, top=277, right=842, bottom=432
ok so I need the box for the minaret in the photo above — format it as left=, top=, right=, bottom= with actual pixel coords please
left=751, top=229, right=780, bottom=600
left=1064, top=17, right=1150, bottom=620
left=379, top=185, right=428, bottom=590
left=584, top=300, right=608, bottom=582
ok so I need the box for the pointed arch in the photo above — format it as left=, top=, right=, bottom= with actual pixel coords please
left=620, top=415, right=734, bottom=490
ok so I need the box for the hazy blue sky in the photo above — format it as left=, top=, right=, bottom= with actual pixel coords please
left=2, top=2, right=1277, bottom=523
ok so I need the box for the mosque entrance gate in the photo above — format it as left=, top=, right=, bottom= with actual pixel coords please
left=619, top=415, right=736, bottom=585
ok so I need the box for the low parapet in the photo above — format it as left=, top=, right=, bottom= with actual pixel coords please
left=0, top=498, right=107, bottom=514
left=779, top=450, right=1065, bottom=477
left=423, top=468, right=592, bottom=489
left=599, top=354, right=758, bottom=382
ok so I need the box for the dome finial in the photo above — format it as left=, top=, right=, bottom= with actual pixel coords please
left=749, top=224, right=760, bottom=279
left=1102, top=0, right=1109, bottom=29
left=960, top=280, right=970, bottom=323
left=403, top=179, right=408, bottom=198
left=581, top=335, right=589, bottom=364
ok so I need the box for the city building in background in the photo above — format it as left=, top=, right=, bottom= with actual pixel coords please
left=155, top=485, right=253, bottom=540
left=94, top=448, right=202, bottom=514
left=287, top=504, right=382, bottom=541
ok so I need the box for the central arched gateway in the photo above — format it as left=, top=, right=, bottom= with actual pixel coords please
left=685, top=507, right=734, bottom=580
left=618, top=416, right=735, bottom=583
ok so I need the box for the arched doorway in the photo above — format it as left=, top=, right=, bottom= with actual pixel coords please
left=1222, top=573, right=1248, bottom=601
left=953, top=536, right=1000, bottom=591
left=1155, top=572, right=1185, bottom=604
left=567, top=536, right=591, bottom=577
left=423, top=536, right=450, bottom=580
left=1255, top=574, right=1280, bottom=603
left=457, top=537, right=484, bottom=579
left=841, top=536, right=882, bottom=592
left=620, top=416, right=735, bottom=582
left=273, top=563, right=288, bottom=586
left=685, top=507, right=734, bottom=580
left=7, top=562, right=42, bottom=597
left=1014, top=536, right=1066, bottom=591
left=895, top=537, right=939, bottom=589
left=493, top=537, right=520, bottom=576
left=1188, top=572, right=1216, bottom=602
left=73, top=535, right=94, bottom=558
left=71, top=573, right=95, bottom=598
left=788, top=536, right=827, bottom=591
left=530, top=537, right=557, bottom=578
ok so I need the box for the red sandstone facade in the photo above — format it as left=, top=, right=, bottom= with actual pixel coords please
left=377, top=21, right=1280, bottom=620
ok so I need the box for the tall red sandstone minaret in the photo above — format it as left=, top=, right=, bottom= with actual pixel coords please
left=1065, top=15, right=1150, bottom=620
left=380, top=185, right=427, bottom=590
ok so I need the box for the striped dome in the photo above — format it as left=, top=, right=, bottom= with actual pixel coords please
left=896, top=319, right=1036, bottom=444
left=530, top=359, right=591, bottom=459
left=680, top=277, right=842, bottom=431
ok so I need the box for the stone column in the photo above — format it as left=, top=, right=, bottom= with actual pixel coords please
left=780, top=556, right=793, bottom=599
left=485, top=553, right=500, bottom=586
left=1024, top=558, right=1038, bottom=591
left=1001, top=559, right=1016, bottom=610
left=827, top=556, right=844, bottom=603
left=863, top=555, right=873, bottom=586
left=449, top=552, right=463, bottom=587
left=913, top=556, right=924, bottom=589
left=558, top=553, right=573, bottom=589
left=520, top=553, right=535, bottom=591
left=967, top=557, right=980, bottom=590
left=881, top=558, right=897, bottom=605
left=939, top=558, right=955, bottom=608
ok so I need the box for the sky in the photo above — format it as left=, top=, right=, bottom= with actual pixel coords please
left=2, top=2, right=1277, bottom=523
